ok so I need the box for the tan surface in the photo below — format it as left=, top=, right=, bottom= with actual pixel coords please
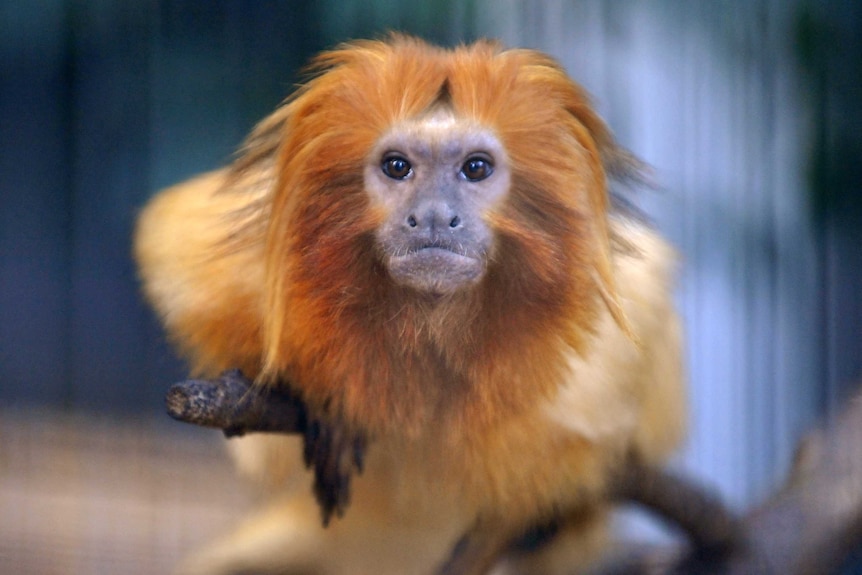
left=0, top=408, right=252, bottom=575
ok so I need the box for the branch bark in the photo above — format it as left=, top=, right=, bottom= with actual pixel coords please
left=165, top=368, right=307, bottom=437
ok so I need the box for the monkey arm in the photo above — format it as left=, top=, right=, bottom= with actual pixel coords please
left=165, top=369, right=367, bottom=525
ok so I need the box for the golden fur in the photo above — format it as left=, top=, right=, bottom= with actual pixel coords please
left=135, top=36, right=685, bottom=574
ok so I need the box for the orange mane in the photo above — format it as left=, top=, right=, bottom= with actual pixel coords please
left=257, top=36, right=622, bottom=436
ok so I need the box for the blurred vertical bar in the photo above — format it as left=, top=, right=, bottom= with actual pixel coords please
left=66, top=0, right=162, bottom=411
left=0, top=1, right=72, bottom=406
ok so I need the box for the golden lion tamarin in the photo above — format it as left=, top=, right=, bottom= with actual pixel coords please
left=135, top=36, right=685, bottom=575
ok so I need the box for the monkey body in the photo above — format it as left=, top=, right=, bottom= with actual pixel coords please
left=135, top=36, right=685, bottom=574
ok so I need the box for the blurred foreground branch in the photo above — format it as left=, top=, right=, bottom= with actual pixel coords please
left=593, top=392, right=862, bottom=575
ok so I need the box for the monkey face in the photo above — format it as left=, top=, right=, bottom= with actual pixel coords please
left=364, top=109, right=511, bottom=295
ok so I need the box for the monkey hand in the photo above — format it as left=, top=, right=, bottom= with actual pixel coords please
left=302, top=413, right=368, bottom=526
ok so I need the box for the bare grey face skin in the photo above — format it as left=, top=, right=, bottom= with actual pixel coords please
left=364, top=109, right=511, bottom=295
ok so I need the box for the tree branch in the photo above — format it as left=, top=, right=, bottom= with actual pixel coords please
left=165, top=369, right=307, bottom=437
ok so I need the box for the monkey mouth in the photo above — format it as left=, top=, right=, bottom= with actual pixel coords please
left=408, top=238, right=466, bottom=256
left=386, top=241, right=485, bottom=294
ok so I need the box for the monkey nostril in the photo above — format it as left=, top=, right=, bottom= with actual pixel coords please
left=449, top=216, right=461, bottom=228
left=407, top=215, right=418, bottom=228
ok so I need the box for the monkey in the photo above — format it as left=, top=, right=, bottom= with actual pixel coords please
left=134, top=35, right=686, bottom=575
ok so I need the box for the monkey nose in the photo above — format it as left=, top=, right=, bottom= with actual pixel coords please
left=406, top=214, right=460, bottom=229
left=406, top=202, right=461, bottom=232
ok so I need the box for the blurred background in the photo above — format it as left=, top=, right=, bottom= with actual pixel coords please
left=1, top=1, right=861, bottom=573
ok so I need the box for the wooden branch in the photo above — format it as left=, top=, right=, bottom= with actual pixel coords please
left=165, top=369, right=307, bottom=437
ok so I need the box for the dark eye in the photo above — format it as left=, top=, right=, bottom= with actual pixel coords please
left=461, top=157, right=493, bottom=182
left=382, top=156, right=412, bottom=180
